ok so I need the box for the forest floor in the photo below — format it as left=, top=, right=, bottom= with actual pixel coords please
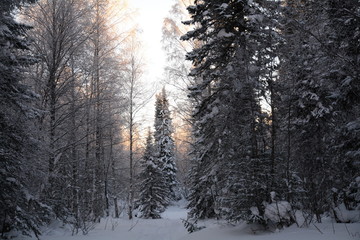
left=15, top=200, right=360, bottom=240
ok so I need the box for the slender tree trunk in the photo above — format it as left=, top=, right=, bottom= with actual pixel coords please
left=286, top=98, right=292, bottom=202
left=269, top=79, right=276, bottom=189
left=85, top=77, right=92, bottom=214
left=128, top=88, right=134, bottom=220
left=48, top=0, right=58, bottom=180
left=109, top=127, right=119, bottom=218
left=114, top=197, right=119, bottom=218
left=93, top=0, right=103, bottom=220
left=128, top=57, right=136, bottom=220
left=48, top=71, right=56, bottom=179
left=70, top=61, right=79, bottom=221
left=104, top=172, right=109, bottom=217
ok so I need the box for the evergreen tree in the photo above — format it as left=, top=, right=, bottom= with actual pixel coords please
left=181, top=0, right=359, bottom=228
left=296, top=18, right=331, bottom=223
left=328, top=0, right=360, bottom=183
left=278, top=0, right=340, bottom=222
left=182, top=0, right=275, bottom=223
left=154, top=88, right=178, bottom=201
left=0, top=0, right=49, bottom=237
left=137, top=130, right=169, bottom=219
left=326, top=0, right=360, bottom=214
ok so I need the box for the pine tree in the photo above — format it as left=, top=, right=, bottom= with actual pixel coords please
left=0, top=0, right=49, bottom=237
left=137, top=130, right=169, bottom=219
left=153, top=88, right=178, bottom=201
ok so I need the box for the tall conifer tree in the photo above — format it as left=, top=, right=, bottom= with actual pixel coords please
left=137, top=130, right=169, bottom=218
left=182, top=0, right=274, bottom=222
left=0, top=0, right=48, bottom=237
left=154, top=88, right=178, bottom=201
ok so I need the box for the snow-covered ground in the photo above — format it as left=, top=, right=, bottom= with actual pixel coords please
left=180, top=221, right=360, bottom=240
left=15, top=201, right=360, bottom=240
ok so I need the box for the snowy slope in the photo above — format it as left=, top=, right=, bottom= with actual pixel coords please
left=15, top=201, right=360, bottom=240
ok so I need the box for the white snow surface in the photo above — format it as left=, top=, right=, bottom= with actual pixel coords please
left=264, top=201, right=292, bottom=223
left=334, top=203, right=360, bottom=223
left=217, top=29, right=234, bottom=38
left=15, top=200, right=360, bottom=240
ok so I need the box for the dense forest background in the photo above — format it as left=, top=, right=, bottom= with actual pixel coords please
left=0, top=0, right=359, bottom=239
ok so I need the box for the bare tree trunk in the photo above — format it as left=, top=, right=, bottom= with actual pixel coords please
left=269, top=78, right=276, bottom=189
left=114, top=197, right=119, bottom=218
left=84, top=75, right=93, bottom=217
left=48, top=70, right=56, bottom=180
left=286, top=98, right=292, bottom=202
left=128, top=65, right=134, bottom=220
left=109, top=127, right=120, bottom=218
left=70, top=60, right=79, bottom=222
left=104, top=171, right=109, bottom=217
left=123, top=34, right=146, bottom=220
left=93, top=0, right=103, bottom=220
left=48, top=0, right=58, bottom=182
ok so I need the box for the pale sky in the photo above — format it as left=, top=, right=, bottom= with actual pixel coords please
left=128, top=0, right=176, bottom=132
left=130, top=0, right=175, bottom=83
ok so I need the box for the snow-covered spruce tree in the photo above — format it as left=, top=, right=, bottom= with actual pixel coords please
left=181, top=0, right=237, bottom=221
left=277, top=1, right=338, bottom=222
left=275, top=0, right=310, bottom=207
left=326, top=0, right=360, bottom=215
left=137, top=130, right=169, bottom=219
left=328, top=0, right=360, bottom=181
left=182, top=0, right=275, bottom=223
left=0, top=0, right=49, bottom=237
left=153, top=88, right=178, bottom=202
